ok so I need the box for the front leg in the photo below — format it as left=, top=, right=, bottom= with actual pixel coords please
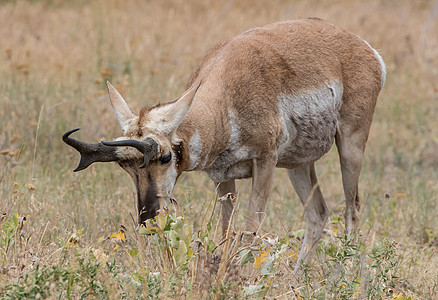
left=245, top=154, right=277, bottom=235
left=216, top=180, right=236, bottom=236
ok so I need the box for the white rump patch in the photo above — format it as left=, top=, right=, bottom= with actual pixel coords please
left=363, top=40, right=387, bottom=89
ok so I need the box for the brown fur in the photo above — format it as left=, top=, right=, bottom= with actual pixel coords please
left=180, top=18, right=383, bottom=171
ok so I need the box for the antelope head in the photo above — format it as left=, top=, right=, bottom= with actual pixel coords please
left=63, top=81, right=200, bottom=224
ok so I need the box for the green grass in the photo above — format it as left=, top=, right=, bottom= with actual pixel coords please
left=1, top=0, right=438, bottom=298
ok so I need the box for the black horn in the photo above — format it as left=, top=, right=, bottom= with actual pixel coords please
left=101, top=139, right=159, bottom=168
left=62, top=128, right=120, bottom=172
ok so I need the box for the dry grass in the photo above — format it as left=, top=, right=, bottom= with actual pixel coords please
left=1, top=0, right=437, bottom=298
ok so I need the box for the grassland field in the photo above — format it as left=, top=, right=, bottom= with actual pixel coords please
left=0, top=0, right=437, bottom=298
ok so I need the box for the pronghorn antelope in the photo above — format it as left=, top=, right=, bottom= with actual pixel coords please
left=63, top=18, right=385, bottom=268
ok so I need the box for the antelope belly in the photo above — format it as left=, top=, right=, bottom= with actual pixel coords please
left=276, top=81, right=343, bottom=168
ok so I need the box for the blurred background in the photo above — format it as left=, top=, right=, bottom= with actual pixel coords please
left=0, top=0, right=437, bottom=297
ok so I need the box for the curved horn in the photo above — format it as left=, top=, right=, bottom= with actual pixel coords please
left=62, top=128, right=120, bottom=172
left=101, top=139, right=159, bottom=168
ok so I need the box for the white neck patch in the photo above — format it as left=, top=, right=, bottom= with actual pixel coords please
left=188, top=130, right=202, bottom=170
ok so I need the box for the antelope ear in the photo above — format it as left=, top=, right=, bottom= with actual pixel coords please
left=107, top=81, right=136, bottom=132
left=149, top=81, right=201, bottom=134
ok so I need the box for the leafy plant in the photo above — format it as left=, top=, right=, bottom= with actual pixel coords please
left=0, top=213, right=26, bottom=264
left=3, top=259, right=108, bottom=299
left=367, top=240, right=400, bottom=298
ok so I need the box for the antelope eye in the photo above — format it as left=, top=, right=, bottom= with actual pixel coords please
left=161, top=152, right=172, bottom=164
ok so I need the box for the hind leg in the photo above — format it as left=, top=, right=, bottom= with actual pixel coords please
left=336, top=88, right=378, bottom=234
left=288, top=163, right=328, bottom=272
left=336, top=90, right=378, bottom=234
left=335, top=124, right=370, bottom=235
